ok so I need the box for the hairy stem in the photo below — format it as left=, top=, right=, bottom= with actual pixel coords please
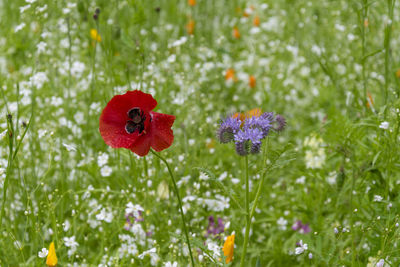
left=150, top=150, right=195, bottom=266
left=240, top=155, right=250, bottom=267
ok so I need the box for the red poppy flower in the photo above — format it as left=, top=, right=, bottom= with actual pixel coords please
left=99, top=90, right=175, bottom=156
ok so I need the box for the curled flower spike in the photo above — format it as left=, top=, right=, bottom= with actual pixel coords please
left=216, top=116, right=241, bottom=143
left=273, top=114, right=286, bottom=132
left=46, top=242, right=57, bottom=267
left=223, top=233, right=235, bottom=263
left=99, top=90, right=175, bottom=156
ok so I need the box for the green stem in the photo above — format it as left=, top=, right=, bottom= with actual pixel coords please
left=0, top=115, right=14, bottom=230
left=150, top=150, right=195, bottom=267
left=361, top=0, right=368, bottom=112
left=240, top=155, right=250, bottom=267
left=249, top=176, right=265, bottom=223
left=383, top=0, right=395, bottom=117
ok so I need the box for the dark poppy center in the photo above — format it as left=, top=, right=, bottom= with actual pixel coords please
left=125, top=107, right=146, bottom=134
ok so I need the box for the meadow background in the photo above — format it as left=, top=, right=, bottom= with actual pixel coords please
left=1, top=0, right=400, bottom=266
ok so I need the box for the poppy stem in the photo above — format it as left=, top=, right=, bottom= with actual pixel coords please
left=150, top=149, right=195, bottom=267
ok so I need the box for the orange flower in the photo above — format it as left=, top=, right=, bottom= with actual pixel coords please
left=186, top=19, right=195, bottom=35
left=233, top=26, right=240, bottom=39
left=364, top=18, right=369, bottom=27
left=249, top=75, right=256, bottom=88
left=396, top=69, right=400, bottom=78
left=253, top=15, right=260, bottom=27
left=366, top=92, right=374, bottom=109
left=225, top=68, right=237, bottom=81
left=233, top=108, right=262, bottom=122
left=46, top=242, right=57, bottom=267
left=188, top=0, right=196, bottom=6
left=223, top=234, right=235, bottom=263
left=90, top=29, right=101, bottom=42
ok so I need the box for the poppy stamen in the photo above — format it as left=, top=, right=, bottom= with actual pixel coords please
left=126, top=108, right=146, bottom=134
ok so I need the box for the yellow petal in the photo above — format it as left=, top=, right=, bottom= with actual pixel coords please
left=46, top=242, right=57, bottom=267
left=90, top=29, right=101, bottom=42
left=223, top=234, right=235, bottom=263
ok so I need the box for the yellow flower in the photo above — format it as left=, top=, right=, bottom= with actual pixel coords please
left=46, top=242, right=57, bottom=267
left=90, top=29, right=101, bottom=42
left=223, top=234, right=235, bottom=263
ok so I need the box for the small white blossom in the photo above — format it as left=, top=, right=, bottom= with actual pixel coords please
left=100, top=166, right=112, bottom=177
left=379, top=121, right=389, bottom=130
left=277, top=217, right=288, bottom=230
left=376, top=259, right=384, bottom=267
left=97, top=153, right=109, bottom=167
left=37, top=42, right=47, bottom=54
left=15, top=23, right=26, bottom=33
left=64, top=236, right=78, bottom=248
left=295, top=240, right=308, bottom=255
left=164, top=261, right=178, bottom=267
left=38, top=247, right=48, bottom=258
left=125, top=202, right=144, bottom=218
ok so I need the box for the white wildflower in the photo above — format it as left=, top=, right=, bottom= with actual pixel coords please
left=15, top=23, right=26, bottom=33
left=100, top=166, right=112, bottom=177
left=373, top=195, right=383, bottom=202
left=379, top=121, right=389, bottom=130
left=277, top=217, right=288, bottom=230
left=295, top=240, right=308, bottom=255
left=38, top=247, right=48, bottom=258
left=125, top=202, right=144, bottom=218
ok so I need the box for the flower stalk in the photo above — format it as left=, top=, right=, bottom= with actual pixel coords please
left=150, top=149, right=195, bottom=266
left=239, top=155, right=250, bottom=267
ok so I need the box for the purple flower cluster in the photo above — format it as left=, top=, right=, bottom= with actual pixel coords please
left=205, top=216, right=224, bottom=238
left=124, top=211, right=144, bottom=231
left=292, top=220, right=311, bottom=234
left=217, top=116, right=241, bottom=143
left=217, top=111, right=286, bottom=156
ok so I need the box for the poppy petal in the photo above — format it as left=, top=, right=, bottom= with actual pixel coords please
left=99, top=90, right=156, bottom=148
left=129, top=134, right=152, bottom=156
left=126, top=90, right=157, bottom=112
left=150, top=112, right=175, bottom=152
left=99, top=118, right=140, bottom=148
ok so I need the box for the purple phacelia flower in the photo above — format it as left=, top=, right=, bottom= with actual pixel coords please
left=217, top=110, right=286, bottom=156
left=234, top=128, right=263, bottom=156
left=244, top=116, right=272, bottom=138
left=273, top=114, right=286, bottom=132
left=217, top=116, right=241, bottom=143
left=292, top=220, right=310, bottom=234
